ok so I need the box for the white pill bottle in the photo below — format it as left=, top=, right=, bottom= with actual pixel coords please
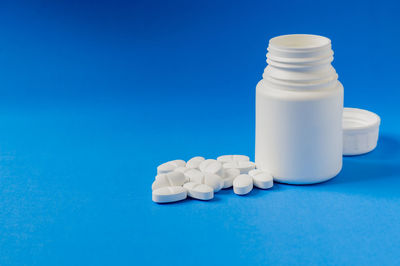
left=255, top=34, right=343, bottom=184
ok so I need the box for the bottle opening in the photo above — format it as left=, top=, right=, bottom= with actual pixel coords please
left=269, top=34, right=331, bottom=50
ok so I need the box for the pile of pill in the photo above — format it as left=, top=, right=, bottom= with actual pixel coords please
left=152, top=155, right=274, bottom=203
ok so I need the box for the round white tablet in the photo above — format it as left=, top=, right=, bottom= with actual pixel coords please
left=152, top=171, right=186, bottom=190
left=183, top=182, right=214, bottom=200
left=221, top=168, right=240, bottom=189
left=223, top=161, right=255, bottom=174
left=186, top=156, right=205, bottom=169
left=248, top=169, right=273, bottom=189
left=199, top=159, right=223, bottom=176
left=217, top=155, right=250, bottom=164
left=152, top=186, right=187, bottom=203
left=157, top=160, right=186, bottom=174
left=233, top=174, right=253, bottom=195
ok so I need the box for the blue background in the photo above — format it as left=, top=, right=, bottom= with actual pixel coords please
left=0, top=0, right=399, bottom=265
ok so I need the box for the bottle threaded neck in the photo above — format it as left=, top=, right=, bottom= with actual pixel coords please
left=263, top=34, right=338, bottom=90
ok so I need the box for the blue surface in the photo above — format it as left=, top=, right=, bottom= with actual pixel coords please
left=0, top=0, right=400, bottom=265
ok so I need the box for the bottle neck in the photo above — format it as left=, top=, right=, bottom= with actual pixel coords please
left=262, top=34, right=339, bottom=90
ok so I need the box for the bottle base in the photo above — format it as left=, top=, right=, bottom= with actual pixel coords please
left=272, top=167, right=342, bottom=185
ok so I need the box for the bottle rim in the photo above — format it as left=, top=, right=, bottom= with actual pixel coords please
left=269, top=34, right=331, bottom=51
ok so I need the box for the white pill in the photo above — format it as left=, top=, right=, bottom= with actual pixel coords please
left=203, top=173, right=224, bottom=192
left=175, top=167, right=203, bottom=184
left=233, top=174, right=253, bottom=195
left=217, top=155, right=250, bottom=164
left=174, top=167, right=190, bottom=183
left=223, top=161, right=256, bottom=174
left=190, top=171, right=223, bottom=192
left=152, top=171, right=186, bottom=190
left=157, top=160, right=186, bottom=174
left=186, top=156, right=205, bottom=169
left=221, top=168, right=240, bottom=189
left=249, top=169, right=274, bottom=189
left=175, top=167, right=188, bottom=173
left=183, top=182, right=214, bottom=200
left=152, top=186, right=187, bottom=203
left=199, top=159, right=223, bottom=175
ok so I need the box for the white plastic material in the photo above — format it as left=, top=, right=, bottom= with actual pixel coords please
left=256, top=34, right=343, bottom=184
left=343, top=107, right=380, bottom=155
left=152, top=186, right=187, bottom=203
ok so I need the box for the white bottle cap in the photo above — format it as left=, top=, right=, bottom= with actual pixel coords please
left=343, top=107, right=381, bottom=156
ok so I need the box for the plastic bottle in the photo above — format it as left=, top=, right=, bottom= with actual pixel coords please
left=255, top=34, right=343, bottom=184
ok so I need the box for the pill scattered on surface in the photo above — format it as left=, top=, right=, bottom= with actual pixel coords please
left=221, top=168, right=240, bottom=189
left=182, top=168, right=204, bottom=184
left=249, top=169, right=274, bottom=189
left=217, top=155, right=250, bottom=164
left=223, top=161, right=256, bottom=174
left=201, top=173, right=224, bottom=192
left=175, top=167, right=188, bottom=173
left=186, top=156, right=205, bottom=169
left=199, top=159, right=223, bottom=176
left=152, top=186, right=187, bottom=203
left=152, top=155, right=263, bottom=203
left=152, top=171, right=186, bottom=190
left=178, top=169, right=222, bottom=192
left=157, top=160, right=186, bottom=174
left=174, top=167, right=190, bottom=183
left=233, top=174, right=253, bottom=195
left=183, top=182, right=214, bottom=200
